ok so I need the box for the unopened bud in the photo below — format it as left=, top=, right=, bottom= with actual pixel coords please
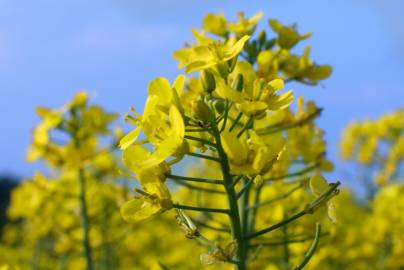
left=191, top=100, right=211, bottom=122
left=70, top=91, right=88, bottom=108
left=201, top=70, right=216, bottom=93
left=213, top=100, right=226, bottom=114
left=258, top=30, right=266, bottom=47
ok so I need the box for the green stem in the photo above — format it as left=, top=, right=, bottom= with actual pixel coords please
left=264, top=163, right=319, bottom=182
left=193, top=219, right=231, bottom=233
left=78, top=168, right=94, bottom=270
left=220, top=99, right=231, bottom=132
left=249, top=185, right=263, bottom=234
left=186, top=152, right=221, bottom=163
left=294, top=223, right=322, bottom=270
left=229, top=112, right=243, bottom=132
left=247, top=184, right=303, bottom=210
left=230, top=175, right=243, bottom=189
left=245, top=182, right=340, bottom=240
left=172, top=179, right=225, bottom=194
left=282, top=213, right=290, bottom=270
left=249, top=232, right=329, bottom=247
left=173, top=203, right=230, bottom=214
left=237, top=117, right=253, bottom=138
left=256, top=108, right=322, bottom=135
left=246, top=210, right=306, bottom=240
left=236, top=178, right=253, bottom=199
left=211, top=117, right=247, bottom=270
left=240, top=178, right=252, bottom=265
left=185, top=128, right=211, bottom=132
left=166, top=174, right=223, bottom=185
left=184, top=135, right=216, bottom=147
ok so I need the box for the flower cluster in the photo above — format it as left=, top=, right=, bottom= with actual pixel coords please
left=340, top=110, right=404, bottom=187
left=119, top=11, right=338, bottom=269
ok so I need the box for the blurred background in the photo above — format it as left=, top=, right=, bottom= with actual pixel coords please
left=0, top=0, right=403, bottom=187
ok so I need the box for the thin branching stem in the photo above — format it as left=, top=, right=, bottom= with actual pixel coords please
left=264, top=163, right=319, bottom=182
left=249, top=232, right=329, bottom=247
left=186, top=152, right=221, bottom=163
left=220, top=99, right=231, bottom=132
left=167, top=174, right=223, bottom=185
left=237, top=178, right=254, bottom=200
left=293, top=223, right=322, bottom=270
left=193, top=219, right=231, bottom=233
left=231, top=175, right=244, bottom=189
left=173, top=203, right=230, bottom=215
left=184, top=135, right=216, bottom=147
left=229, top=112, right=243, bottom=132
left=245, top=182, right=340, bottom=240
left=210, top=114, right=247, bottom=270
left=237, top=117, right=254, bottom=138
left=247, top=184, right=303, bottom=210
left=172, top=179, right=225, bottom=194
left=256, top=108, right=322, bottom=135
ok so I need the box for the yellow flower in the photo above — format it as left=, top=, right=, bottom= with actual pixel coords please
left=215, top=75, right=293, bottom=117
left=309, top=175, right=337, bottom=223
left=220, top=130, right=284, bottom=176
left=122, top=145, right=170, bottom=185
left=119, top=75, right=185, bottom=150
left=228, top=12, right=264, bottom=37
left=174, top=35, right=250, bottom=73
left=269, top=19, right=311, bottom=49
left=120, top=182, right=173, bottom=223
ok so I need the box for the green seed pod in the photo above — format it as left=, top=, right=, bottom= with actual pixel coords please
left=232, top=73, right=244, bottom=92
left=200, top=70, right=216, bottom=93
left=217, top=62, right=229, bottom=79
left=228, top=55, right=238, bottom=73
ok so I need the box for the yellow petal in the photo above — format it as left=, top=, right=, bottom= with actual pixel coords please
left=120, top=198, right=161, bottom=223
left=215, top=78, right=246, bottom=103
left=268, top=79, right=284, bottom=92
left=224, top=35, right=250, bottom=61
left=173, top=74, right=186, bottom=96
left=238, top=101, right=267, bottom=116
left=137, top=106, right=184, bottom=169
left=148, top=77, right=172, bottom=107
left=119, top=127, right=141, bottom=149
left=221, top=130, right=248, bottom=163
left=309, top=175, right=329, bottom=196
left=122, top=145, right=151, bottom=173
left=327, top=202, right=337, bottom=223
left=266, top=90, right=294, bottom=110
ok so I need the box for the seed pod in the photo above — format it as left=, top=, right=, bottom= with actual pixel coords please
left=217, top=62, right=229, bottom=79
left=201, top=70, right=216, bottom=93
left=232, top=73, right=244, bottom=92
left=228, top=55, right=238, bottom=73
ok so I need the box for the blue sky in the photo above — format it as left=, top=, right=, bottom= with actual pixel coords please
left=0, top=0, right=403, bottom=189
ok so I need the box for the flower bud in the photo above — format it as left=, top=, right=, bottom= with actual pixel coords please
left=213, top=99, right=225, bottom=114
left=191, top=100, right=212, bottom=122
left=201, top=70, right=216, bottom=93
left=70, top=91, right=88, bottom=108
left=258, top=30, right=266, bottom=47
